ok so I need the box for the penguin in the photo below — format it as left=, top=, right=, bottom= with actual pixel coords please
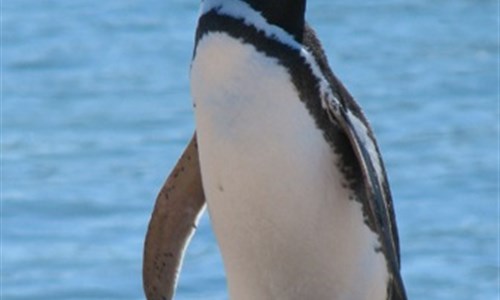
left=143, top=1, right=407, bottom=299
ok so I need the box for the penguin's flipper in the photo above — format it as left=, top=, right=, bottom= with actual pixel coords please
left=143, top=133, right=206, bottom=300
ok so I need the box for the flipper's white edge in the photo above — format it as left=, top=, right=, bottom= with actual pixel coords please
left=143, top=133, right=206, bottom=300
left=337, top=109, right=407, bottom=300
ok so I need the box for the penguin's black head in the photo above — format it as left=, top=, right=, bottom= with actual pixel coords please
left=243, top=0, right=306, bottom=42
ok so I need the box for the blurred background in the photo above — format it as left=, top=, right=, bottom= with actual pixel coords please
left=2, top=0, right=498, bottom=299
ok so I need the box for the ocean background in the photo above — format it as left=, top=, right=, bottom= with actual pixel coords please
left=2, top=0, right=498, bottom=299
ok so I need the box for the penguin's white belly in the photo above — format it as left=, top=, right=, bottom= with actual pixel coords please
left=191, top=33, right=388, bottom=300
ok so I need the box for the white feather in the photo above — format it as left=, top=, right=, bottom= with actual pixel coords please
left=346, top=110, right=385, bottom=183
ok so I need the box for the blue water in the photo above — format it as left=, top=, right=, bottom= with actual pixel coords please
left=2, top=0, right=498, bottom=299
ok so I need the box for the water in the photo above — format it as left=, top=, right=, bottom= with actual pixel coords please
left=2, top=0, right=498, bottom=299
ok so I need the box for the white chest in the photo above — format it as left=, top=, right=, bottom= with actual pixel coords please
left=190, top=32, right=388, bottom=300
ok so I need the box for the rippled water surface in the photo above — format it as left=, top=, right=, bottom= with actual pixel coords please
left=3, top=0, right=498, bottom=299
